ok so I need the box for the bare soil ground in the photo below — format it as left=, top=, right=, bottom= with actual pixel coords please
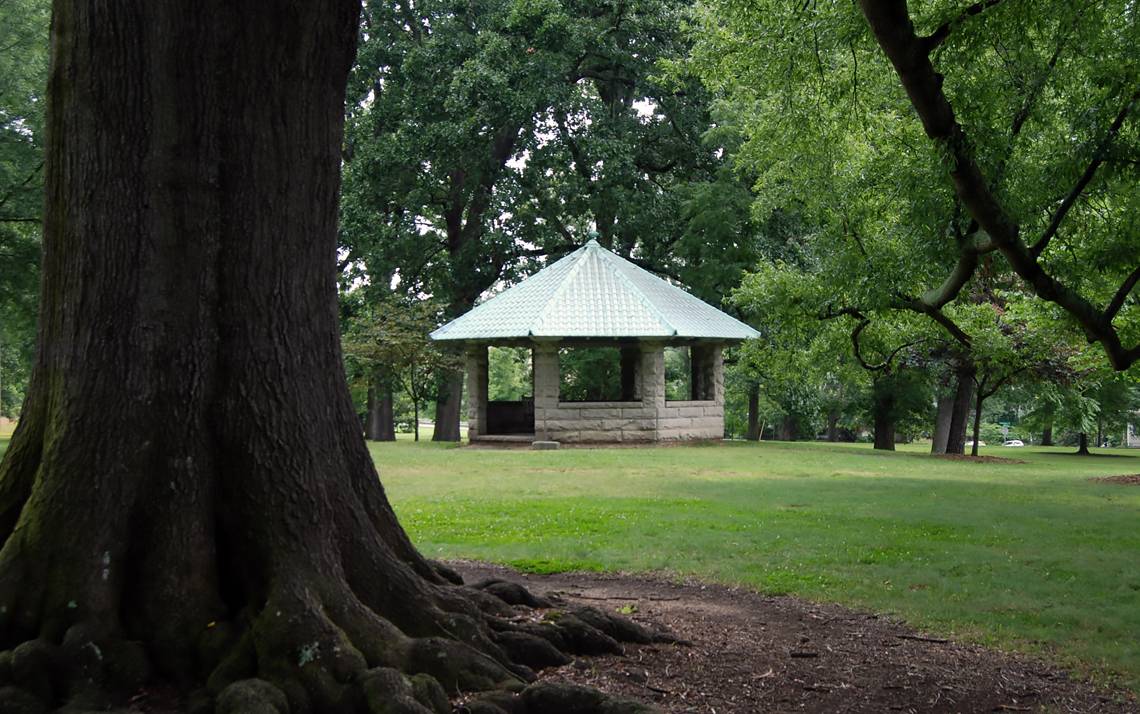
left=1091, top=474, right=1140, bottom=485
left=452, top=561, right=1138, bottom=714
left=933, top=454, right=1026, bottom=464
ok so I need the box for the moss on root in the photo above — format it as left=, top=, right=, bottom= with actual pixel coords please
left=0, top=573, right=665, bottom=713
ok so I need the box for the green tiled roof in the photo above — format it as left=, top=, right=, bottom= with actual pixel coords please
left=430, top=240, right=760, bottom=342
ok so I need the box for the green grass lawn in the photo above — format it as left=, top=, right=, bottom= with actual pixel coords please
left=371, top=438, right=1140, bottom=691
left=2, top=432, right=1137, bottom=690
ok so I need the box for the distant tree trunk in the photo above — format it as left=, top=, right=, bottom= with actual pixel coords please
left=931, top=393, right=953, bottom=454
left=946, top=362, right=976, bottom=455
left=364, top=383, right=395, bottom=441
left=746, top=384, right=761, bottom=441
left=873, top=411, right=896, bottom=450
left=970, top=392, right=985, bottom=457
left=871, top=382, right=896, bottom=451
left=826, top=410, right=840, bottom=442
left=432, top=370, right=463, bottom=441
left=778, top=415, right=797, bottom=441
left=1076, top=432, right=1091, bottom=455
left=413, top=399, right=421, bottom=442
left=1041, top=419, right=1054, bottom=446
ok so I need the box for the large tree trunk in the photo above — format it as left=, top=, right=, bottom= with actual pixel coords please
left=1041, top=419, right=1054, bottom=446
left=873, top=411, right=896, bottom=451
left=826, top=410, right=840, bottom=442
left=871, top=383, right=896, bottom=451
left=931, top=393, right=954, bottom=454
left=365, top=383, right=396, bottom=441
left=431, top=370, right=463, bottom=442
left=0, top=3, right=648, bottom=712
left=746, top=383, right=761, bottom=441
left=1077, top=432, right=1091, bottom=455
left=777, top=415, right=797, bottom=441
left=946, top=362, right=976, bottom=455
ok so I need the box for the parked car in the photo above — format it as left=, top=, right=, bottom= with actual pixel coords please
left=965, top=440, right=986, bottom=448
left=1002, top=439, right=1025, bottom=447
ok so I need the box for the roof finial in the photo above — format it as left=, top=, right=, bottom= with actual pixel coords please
left=585, top=229, right=600, bottom=247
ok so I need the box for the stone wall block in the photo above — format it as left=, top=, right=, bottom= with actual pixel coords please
left=575, top=430, right=616, bottom=442
left=617, top=418, right=657, bottom=431
left=657, top=416, right=692, bottom=430
left=578, top=407, right=623, bottom=419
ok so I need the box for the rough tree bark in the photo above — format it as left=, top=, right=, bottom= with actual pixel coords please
left=1041, top=419, right=1054, bottom=447
left=946, top=363, right=976, bottom=455
left=365, top=384, right=396, bottom=442
left=0, top=3, right=656, bottom=713
left=745, top=383, right=761, bottom=441
left=431, top=371, right=464, bottom=442
left=931, top=393, right=954, bottom=454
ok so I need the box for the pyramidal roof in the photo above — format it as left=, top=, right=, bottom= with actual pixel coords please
left=430, top=240, right=760, bottom=342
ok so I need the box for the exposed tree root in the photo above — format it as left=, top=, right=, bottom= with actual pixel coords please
left=0, top=560, right=667, bottom=713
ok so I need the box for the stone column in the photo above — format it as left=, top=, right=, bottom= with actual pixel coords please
left=532, top=341, right=560, bottom=440
left=465, top=345, right=488, bottom=439
left=639, top=341, right=665, bottom=409
left=638, top=341, right=665, bottom=440
left=712, top=344, right=724, bottom=404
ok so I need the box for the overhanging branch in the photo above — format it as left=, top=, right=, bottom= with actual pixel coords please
left=920, top=0, right=1005, bottom=53
left=1029, top=88, right=1139, bottom=259
left=1106, top=265, right=1140, bottom=320
left=858, top=0, right=1140, bottom=370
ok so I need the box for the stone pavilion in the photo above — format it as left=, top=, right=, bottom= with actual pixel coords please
left=430, top=240, right=759, bottom=444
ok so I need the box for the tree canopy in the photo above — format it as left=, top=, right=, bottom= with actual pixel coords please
left=692, top=0, right=1140, bottom=370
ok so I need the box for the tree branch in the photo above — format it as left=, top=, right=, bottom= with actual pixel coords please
left=1106, top=265, right=1140, bottom=320
left=0, top=161, right=44, bottom=211
left=915, top=232, right=993, bottom=310
left=849, top=318, right=925, bottom=373
left=850, top=319, right=883, bottom=371
left=921, top=0, right=1005, bottom=53
left=981, top=364, right=1028, bottom=399
left=1029, top=88, right=1139, bottom=258
left=902, top=297, right=973, bottom=346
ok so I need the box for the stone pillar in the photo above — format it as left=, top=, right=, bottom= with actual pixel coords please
left=465, top=345, right=488, bottom=439
left=532, top=341, right=560, bottom=441
left=638, top=341, right=665, bottom=440
left=712, top=344, right=724, bottom=405
left=639, top=342, right=665, bottom=410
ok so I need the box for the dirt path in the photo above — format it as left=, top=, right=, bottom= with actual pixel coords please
left=452, top=561, right=1137, bottom=714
